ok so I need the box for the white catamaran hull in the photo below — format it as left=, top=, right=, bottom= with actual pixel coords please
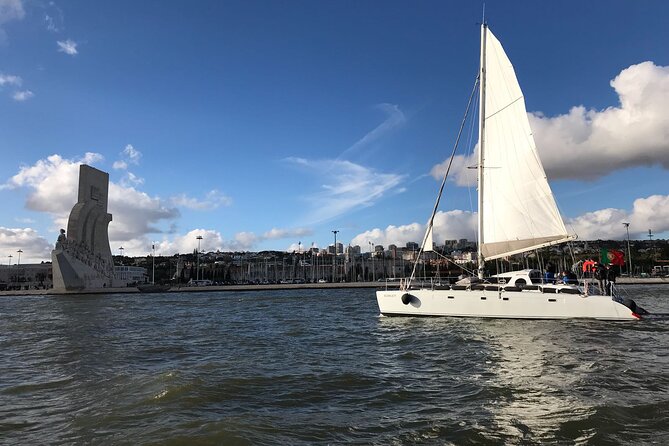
left=377, top=288, right=640, bottom=321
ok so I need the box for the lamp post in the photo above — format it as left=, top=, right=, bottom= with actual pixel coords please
left=196, top=235, right=203, bottom=281
left=151, top=243, right=156, bottom=284
left=16, top=249, right=22, bottom=287
left=369, top=241, right=376, bottom=282
left=622, top=223, right=632, bottom=276
left=332, top=230, right=339, bottom=282
left=7, top=254, right=12, bottom=288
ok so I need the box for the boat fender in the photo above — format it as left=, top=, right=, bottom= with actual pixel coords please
left=401, top=293, right=413, bottom=305
left=623, top=298, right=649, bottom=315
left=622, top=298, right=637, bottom=313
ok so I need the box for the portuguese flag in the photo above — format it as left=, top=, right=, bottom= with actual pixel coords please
left=601, top=249, right=625, bottom=266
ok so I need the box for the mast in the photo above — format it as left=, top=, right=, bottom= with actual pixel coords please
left=477, top=22, right=487, bottom=279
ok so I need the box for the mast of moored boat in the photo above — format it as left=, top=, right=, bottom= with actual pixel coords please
left=477, top=22, right=487, bottom=280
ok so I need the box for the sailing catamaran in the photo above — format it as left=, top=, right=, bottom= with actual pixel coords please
left=376, top=23, right=645, bottom=320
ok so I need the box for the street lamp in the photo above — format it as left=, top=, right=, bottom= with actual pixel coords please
left=369, top=241, right=376, bottom=282
left=332, top=230, right=339, bottom=282
left=7, top=254, right=12, bottom=267
left=196, top=235, right=203, bottom=281
left=16, top=249, right=22, bottom=286
left=622, top=223, right=632, bottom=276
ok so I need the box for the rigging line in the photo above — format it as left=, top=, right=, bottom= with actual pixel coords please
left=484, top=95, right=523, bottom=121
left=433, top=250, right=477, bottom=277
left=408, top=75, right=480, bottom=288
left=466, top=82, right=479, bottom=246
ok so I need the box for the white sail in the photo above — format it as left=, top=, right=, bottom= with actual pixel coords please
left=422, top=224, right=434, bottom=252
left=480, top=28, right=572, bottom=261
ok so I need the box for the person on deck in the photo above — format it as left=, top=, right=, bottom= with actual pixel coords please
left=594, top=263, right=607, bottom=294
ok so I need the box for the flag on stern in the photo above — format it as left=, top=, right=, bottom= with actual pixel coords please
left=600, top=249, right=625, bottom=266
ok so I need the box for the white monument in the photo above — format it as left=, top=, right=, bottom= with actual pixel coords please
left=51, top=165, right=118, bottom=291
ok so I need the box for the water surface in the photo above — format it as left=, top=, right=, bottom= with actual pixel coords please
left=1, top=285, right=668, bottom=444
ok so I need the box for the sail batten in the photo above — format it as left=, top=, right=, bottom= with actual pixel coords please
left=479, top=27, right=570, bottom=260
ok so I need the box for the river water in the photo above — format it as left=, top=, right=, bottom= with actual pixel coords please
left=1, top=285, right=668, bottom=445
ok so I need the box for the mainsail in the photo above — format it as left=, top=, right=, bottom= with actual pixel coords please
left=479, top=27, right=572, bottom=261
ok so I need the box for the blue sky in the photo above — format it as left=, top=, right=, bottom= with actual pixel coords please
left=1, top=0, right=669, bottom=262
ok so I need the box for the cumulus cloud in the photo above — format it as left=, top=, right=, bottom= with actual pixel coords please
left=532, top=62, right=669, bottom=180
left=0, top=0, right=25, bottom=43
left=149, top=229, right=260, bottom=256
left=430, top=150, right=477, bottom=187
left=12, top=89, right=32, bottom=101
left=350, top=191, right=669, bottom=250
left=57, top=38, right=78, bottom=55
left=146, top=226, right=316, bottom=256
left=0, top=226, right=53, bottom=264
left=170, top=190, right=232, bottom=211
left=3, top=152, right=179, bottom=247
left=285, top=157, right=406, bottom=224
left=431, top=61, right=669, bottom=185
left=566, top=194, right=669, bottom=240
left=3, top=153, right=102, bottom=213
left=350, top=210, right=477, bottom=248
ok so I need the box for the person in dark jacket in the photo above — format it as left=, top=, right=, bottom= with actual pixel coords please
left=594, top=263, right=606, bottom=293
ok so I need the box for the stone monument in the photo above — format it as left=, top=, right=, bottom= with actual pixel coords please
left=51, top=164, right=117, bottom=291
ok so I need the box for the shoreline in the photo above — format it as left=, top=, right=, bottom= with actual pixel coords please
left=0, top=281, right=395, bottom=297
left=1, top=277, right=667, bottom=297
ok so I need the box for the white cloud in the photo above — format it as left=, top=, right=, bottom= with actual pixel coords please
left=3, top=153, right=179, bottom=248
left=113, top=144, right=142, bottom=171
left=2, top=153, right=102, bottom=213
left=122, top=144, right=141, bottom=164
left=57, top=38, right=78, bottom=55
left=0, top=226, right=53, bottom=264
left=43, top=3, right=64, bottom=33
left=431, top=61, right=669, bottom=186
left=170, top=190, right=232, bottom=211
left=119, top=172, right=144, bottom=187
left=263, top=227, right=312, bottom=240
left=531, top=62, right=669, bottom=180
left=430, top=150, right=477, bottom=187
left=0, top=0, right=25, bottom=43
left=349, top=190, right=669, bottom=250
left=339, top=103, right=406, bottom=159
left=0, top=72, right=21, bottom=86
left=285, top=157, right=406, bottom=224
left=350, top=210, right=477, bottom=248
left=566, top=194, right=669, bottom=240
left=149, top=229, right=258, bottom=257
left=12, top=89, right=33, bottom=101
left=112, top=160, right=128, bottom=170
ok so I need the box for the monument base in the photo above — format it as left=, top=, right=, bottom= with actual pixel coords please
left=51, top=247, right=116, bottom=292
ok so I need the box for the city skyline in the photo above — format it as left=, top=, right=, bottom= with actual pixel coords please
left=2, top=1, right=669, bottom=263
